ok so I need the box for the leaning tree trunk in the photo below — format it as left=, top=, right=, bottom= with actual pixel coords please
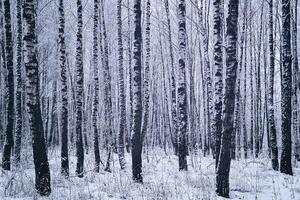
left=177, top=0, right=188, bottom=171
left=58, top=0, right=69, bottom=177
left=212, top=0, right=224, bottom=168
left=280, top=0, right=293, bottom=176
left=23, top=0, right=51, bottom=195
left=216, top=0, right=239, bottom=197
left=117, top=0, right=126, bottom=170
left=2, top=0, right=14, bottom=171
left=14, top=0, right=23, bottom=166
left=131, top=0, right=143, bottom=182
left=75, top=0, right=84, bottom=178
left=267, top=0, right=279, bottom=171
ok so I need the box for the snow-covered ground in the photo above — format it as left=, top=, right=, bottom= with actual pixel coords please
left=0, top=149, right=299, bottom=200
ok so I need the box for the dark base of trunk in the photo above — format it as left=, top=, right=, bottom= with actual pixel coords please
left=76, top=161, right=84, bottom=178
left=35, top=165, right=51, bottom=196
left=2, top=144, right=12, bottom=170
left=132, top=146, right=143, bottom=183
left=280, top=159, right=293, bottom=175
left=104, top=148, right=112, bottom=173
left=126, top=145, right=131, bottom=153
left=272, top=159, right=279, bottom=171
left=216, top=172, right=230, bottom=198
left=61, top=157, right=69, bottom=177
left=178, top=154, right=187, bottom=171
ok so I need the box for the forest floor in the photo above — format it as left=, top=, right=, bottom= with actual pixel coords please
left=0, top=148, right=299, bottom=200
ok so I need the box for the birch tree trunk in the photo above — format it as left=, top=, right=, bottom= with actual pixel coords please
left=100, top=0, right=113, bottom=173
left=268, top=0, right=279, bottom=171
left=75, top=0, right=84, bottom=178
left=23, top=0, right=51, bottom=195
left=177, top=0, right=188, bottom=171
left=292, top=0, right=300, bottom=162
left=165, top=0, right=178, bottom=155
left=117, top=0, right=126, bottom=170
left=92, top=0, right=100, bottom=172
left=58, top=0, right=69, bottom=176
left=14, top=0, right=23, bottom=166
left=2, top=0, right=14, bottom=171
left=280, top=0, right=293, bottom=175
left=216, top=0, right=239, bottom=197
left=141, top=0, right=151, bottom=151
left=126, top=0, right=132, bottom=153
left=131, top=0, right=143, bottom=182
left=212, top=0, right=224, bottom=167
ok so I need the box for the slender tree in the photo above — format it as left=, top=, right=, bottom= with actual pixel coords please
left=92, top=0, right=100, bottom=173
left=23, top=0, right=51, bottom=195
left=117, top=0, right=126, bottom=170
left=2, top=0, right=14, bottom=171
left=212, top=0, right=224, bottom=167
left=292, top=0, right=300, bottom=161
left=177, top=0, right=188, bottom=171
left=99, top=0, right=113, bottom=173
left=280, top=0, right=293, bottom=175
left=216, top=0, right=239, bottom=197
left=0, top=0, right=4, bottom=149
left=267, top=0, right=279, bottom=171
left=131, top=0, right=143, bottom=182
left=14, top=0, right=23, bottom=166
left=126, top=0, right=132, bottom=153
left=164, top=0, right=178, bottom=155
left=141, top=0, right=151, bottom=143
left=75, top=0, right=84, bottom=178
left=58, top=0, right=69, bottom=176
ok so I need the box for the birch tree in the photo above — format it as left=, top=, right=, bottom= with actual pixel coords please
left=117, top=0, right=126, bottom=169
left=23, top=0, right=51, bottom=195
left=75, top=0, right=84, bottom=178
left=216, top=0, right=239, bottom=197
left=92, top=0, right=101, bottom=173
left=2, top=0, right=14, bottom=171
left=280, top=0, right=293, bottom=176
left=212, top=0, right=224, bottom=167
left=14, top=0, right=23, bottom=166
left=131, top=0, right=143, bottom=182
left=177, top=0, right=188, bottom=171
left=267, top=0, right=279, bottom=171
left=58, top=0, right=69, bottom=176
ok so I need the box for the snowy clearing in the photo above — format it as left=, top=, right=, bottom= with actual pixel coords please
left=0, top=149, right=299, bottom=200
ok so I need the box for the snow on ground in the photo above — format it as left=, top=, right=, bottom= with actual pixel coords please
left=0, top=149, right=299, bottom=200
